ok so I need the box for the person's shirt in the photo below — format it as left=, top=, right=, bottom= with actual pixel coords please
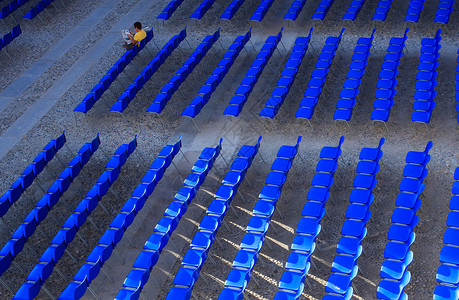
left=134, top=30, right=146, bottom=42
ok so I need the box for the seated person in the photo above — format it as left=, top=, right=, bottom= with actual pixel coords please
left=123, top=22, right=147, bottom=50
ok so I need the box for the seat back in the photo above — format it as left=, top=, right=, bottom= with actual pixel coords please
left=0, top=6, right=10, bottom=19
left=2, top=32, right=12, bottom=46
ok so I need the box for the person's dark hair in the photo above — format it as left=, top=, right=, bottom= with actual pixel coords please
left=134, top=22, right=142, bottom=30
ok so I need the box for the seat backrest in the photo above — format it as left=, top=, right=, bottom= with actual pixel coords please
left=37, top=1, right=45, bottom=12
left=9, top=1, right=18, bottom=13
left=338, top=27, right=346, bottom=42
left=128, top=135, right=137, bottom=156
left=337, top=136, right=345, bottom=149
left=403, top=28, right=410, bottom=40
left=424, top=141, right=433, bottom=154
left=369, top=28, right=376, bottom=42
left=274, top=27, right=284, bottom=44
left=377, top=137, right=385, bottom=151
left=54, top=131, right=66, bottom=150
left=254, top=136, right=262, bottom=153
left=179, top=26, right=187, bottom=41
left=0, top=6, right=10, bottom=19
left=294, top=136, right=302, bottom=151
left=2, top=32, right=12, bottom=46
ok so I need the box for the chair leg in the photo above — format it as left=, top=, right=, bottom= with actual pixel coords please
left=42, top=285, right=56, bottom=300
left=65, top=249, right=78, bottom=263
left=87, top=286, right=101, bottom=300
left=100, top=266, right=114, bottom=282
left=55, top=267, right=68, bottom=281
left=0, top=278, right=14, bottom=294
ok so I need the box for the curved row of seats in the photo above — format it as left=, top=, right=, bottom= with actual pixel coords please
left=0, top=24, right=20, bottom=56
left=110, top=28, right=186, bottom=113
left=182, top=29, right=251, bottom=119
left=296, top=28, right=344, bottom=123
left=0, top=131, right=65, bottom=219
left=250, top=0, right=274, bottom=22
left=434, top=168, right=459, bottom=300
left=74, top=29, right=155, bottom=114
left=158, top=0, right=451, bottom=23
left=58, top=137, right=183, bottom=300
left=166, top=137, right=262, bottom=299
left=219, top=137, right=302, bottom=299
left=259, top=28, right=313, bottom=119
left=324, top=138, right=384, bottom=299
left=343, top=0, right=365, bottom=21
left=372, top=0, right=393, bottom=21
left=23, top=0, right=64, bottom=20
left=404, top=0, right=425, bottom=23
left=274, top=137, right=344, bottom=299
left=220, top=0, right=245, bottom=20
left=283, top=0, right=306, bottom=21
left=435, top=0, right=454, bottom=24
left=0, top=134, right=100, bottom=283
left=412, top=29, right=441, bottom=125
left=1, top=0, right=30, bottom=20
left=190, top=0, right=215, bottom=20
left=312, top=0, right=335, bottom=20
left=157, top=0, right=185, bottom=20
left=371, top=29, right=408, bottom=125
left=333, top=29, right=374, bottom=123
left=14, top=136, right=137, bottom=300
left=115, top=139, right=223, bottom=299
left=377, top=142, right=433, bottom=299
left=224, top=27, right=283, bottom=117
left=147, top=28, right=220, bottom=114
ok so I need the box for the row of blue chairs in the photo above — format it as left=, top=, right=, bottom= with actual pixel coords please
left=220, top=0, right=245, bottom=20
left=116, top=139, right=223, bottom=299
left=259, top=28, right=313, bottom=119
left=434, top=168, right=459, bottom=300
left=14, top=136, right=137, bottom=300
left=412, top=29, right=441, bottom=125
left=74, top=28, right=155, bottom=114
left=166, top=137, right=262, bottom=300
left=110, top=28, right=186, bottom=113
left=182, top=29, right=251, bottom=119
left=343, top=0, right=365, bottom=21
left=190, top=0, right=215, bottom=20
left=0, top=134, right=100, bottom=281
left=312, top=0, right=335, bottom=20
left=250, top=0, right=274, bottom=22
left=0, top=24, right=20, bottom=56
left=435, top=0, right=454, bottom=24
left=224, top=27, right=284, bottom=117
left=0, top=131, right=65, bottom=218
left=333, top=29, right=375, bottom=123
left=296, top=28, right=345, bottom=122
left=274, top=137, right=344, bottom=300
left=147, top=28, right=220, bottom=114
left=220, top=138, right=302, bottom=299
left=377, top=142, right=433, bottom=299
left=23, top=0, right=64, bottom=20
left=219, top=137, right=302, bottom=299
left=371, top=28, right=408, bottom=124
left=404, top=0, right=425, bottom=23
left=324, top=138, right=385, bottom=300
left=157, top=0, right=184, bottom=20
left=373, top=0, right=393, bottom=21
left=59, top=137, right=182, bottom=300
left=1, top=0, right=30, bottom=19
left=284, top=0, right=306, bottom=21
